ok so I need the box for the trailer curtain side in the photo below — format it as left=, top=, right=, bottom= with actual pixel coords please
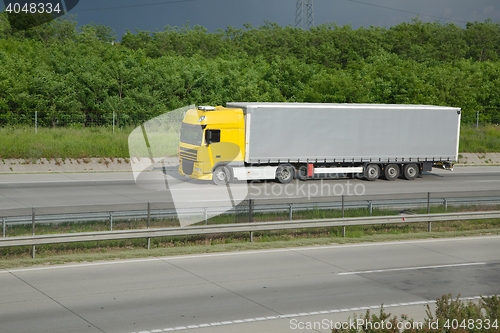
left=226, top=103, right=461, bottom=164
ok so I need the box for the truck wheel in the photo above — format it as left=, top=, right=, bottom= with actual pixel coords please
left=384, top=164, right=399, bottom=181
left=213, top=165, right=231, bottom=185
left=364, top=164, right=380, bottom=181
left=276, top=164, right=295, bottom=184
left=403, top=164, right=418, bottom=180
left=296, top=165, right=308, bottom=180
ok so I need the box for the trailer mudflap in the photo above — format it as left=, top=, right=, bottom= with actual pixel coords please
left=422, top=162, right=433, bottom=172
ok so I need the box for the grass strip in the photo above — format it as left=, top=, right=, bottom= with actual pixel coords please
left=1, top=229, right=499, bottom=270
left=460, top=124, right=500, bottom=153
left=0, top=124, right=499, bottom=159
left=0, top=126, right=131, bottom=159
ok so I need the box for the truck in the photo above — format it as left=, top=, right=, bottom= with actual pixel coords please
left=178, top=102, right=461, bottom=184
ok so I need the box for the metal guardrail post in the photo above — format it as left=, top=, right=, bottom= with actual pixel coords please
left=368, top=201, right=373, bottom=215
left=2, top=218, right=5, bottom=238
left=32, top=207, right=35, bottom=236
left=204, top=208, right=208, bottom=225
left=250, top=231, right=254, bottom=242
left=341, top=195, right=346, bottom=237
left=32, top=207, right=36, bottom=258
left=427, top=192, right=431, bottom=232
left=249, top=199, right=254, bottom=222
left=147, top=201, right=151, bottom=228
left=289, top=203, right=293, bottom=221
left=427, top=192, right=431, bottom=214
left=341, top=195, right=345, bottom=218
left=147, top=202, right=151, bottom=250
left=443, top=198, right=448, bottom=212
left=109, top=212, right=113, bottom=231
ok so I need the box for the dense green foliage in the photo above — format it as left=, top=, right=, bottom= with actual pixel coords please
left=0, top=14, right=500, bottom=127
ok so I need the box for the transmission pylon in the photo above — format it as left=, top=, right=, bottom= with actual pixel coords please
left=295, top=0, right=314, bottom=29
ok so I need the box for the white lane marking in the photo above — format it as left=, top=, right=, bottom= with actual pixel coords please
left=1, top=236, right=499, bottom=274
left=466, top=180, right=500, bottom=183
left=130, top=295, right=497, bottom=333
left=338, top=262, right=487, bottom=275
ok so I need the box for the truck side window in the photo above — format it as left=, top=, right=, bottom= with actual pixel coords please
left=206, top=129, right=221, bottom=144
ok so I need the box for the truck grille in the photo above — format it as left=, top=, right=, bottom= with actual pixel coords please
left=182, top=159, right=194, bottom=175
left=179, top=147, right=197, bottom=160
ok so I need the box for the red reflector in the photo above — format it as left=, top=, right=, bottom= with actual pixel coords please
left=307, top=163, right=314, bottom=177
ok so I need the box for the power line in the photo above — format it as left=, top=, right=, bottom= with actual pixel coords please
left=347, top=0, right=468, bottom=24
left=73, top=0, right=197, bottom=12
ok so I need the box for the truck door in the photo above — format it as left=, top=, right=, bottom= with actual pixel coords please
left=206, top=129, right=242, bottom=166
left=206, top=129, right=222, bottom=163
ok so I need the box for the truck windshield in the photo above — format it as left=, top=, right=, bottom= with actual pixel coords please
left=180, top=123, right=203, bottom=146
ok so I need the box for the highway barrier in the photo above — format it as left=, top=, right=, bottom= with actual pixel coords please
left=2, top=190, right=500, bottom=229
left=1, top=210, right=500, bottom=258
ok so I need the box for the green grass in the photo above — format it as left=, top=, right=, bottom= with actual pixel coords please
left=0, top=125, right=180, bottom=159
left=1, top=229, right=499, bottom=269
left=0, top=123, right=499, bottom=160
left=460, top=124, right=500, bottom=153
left=0, top=126, right=131, bottom=159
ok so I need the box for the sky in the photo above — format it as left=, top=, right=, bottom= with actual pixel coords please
left=5, top=0, right=500, bottom=38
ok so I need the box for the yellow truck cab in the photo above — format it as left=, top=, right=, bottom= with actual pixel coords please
left=178, top=105, right=245, bottom=184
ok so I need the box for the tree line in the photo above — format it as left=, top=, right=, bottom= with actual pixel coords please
left=0, top=13, right=499, bottom=127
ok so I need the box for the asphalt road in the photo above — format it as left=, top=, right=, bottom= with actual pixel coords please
left=1, top=236, right=499, bottom=333
left=1, top=166, right=500, bottom=215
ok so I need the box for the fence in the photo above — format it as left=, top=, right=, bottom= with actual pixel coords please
left=2, top=190, right=500, bottom=229
left=0, top=110, right=157, bottom=131
left=1, top=110, right=498, bottom=130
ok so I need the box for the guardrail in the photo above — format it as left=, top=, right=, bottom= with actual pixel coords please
left=2, top=192, right=500, bottom=229
left=2, top=211, right=500, bottom=258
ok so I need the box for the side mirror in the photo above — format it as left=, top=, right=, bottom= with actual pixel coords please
left=205, top=130, right=212, bottom=145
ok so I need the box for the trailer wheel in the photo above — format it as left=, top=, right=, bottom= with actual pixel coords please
left=276, top=164, right=295, bottom=184
left=212, top=165, right=231, bottom=185
left=364, top=164, right=380, bottom=181
left=384, top=164, right=399, bottom=181
left=403, top=164, right=418, bottom=180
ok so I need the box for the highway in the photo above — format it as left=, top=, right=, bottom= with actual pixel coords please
left=1, top=166, right=500, bottom=215
left=0, top=236, right=499, bottom=333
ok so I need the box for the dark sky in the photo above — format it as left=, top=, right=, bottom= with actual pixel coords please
left=7, top=0, right=500, bottom=38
